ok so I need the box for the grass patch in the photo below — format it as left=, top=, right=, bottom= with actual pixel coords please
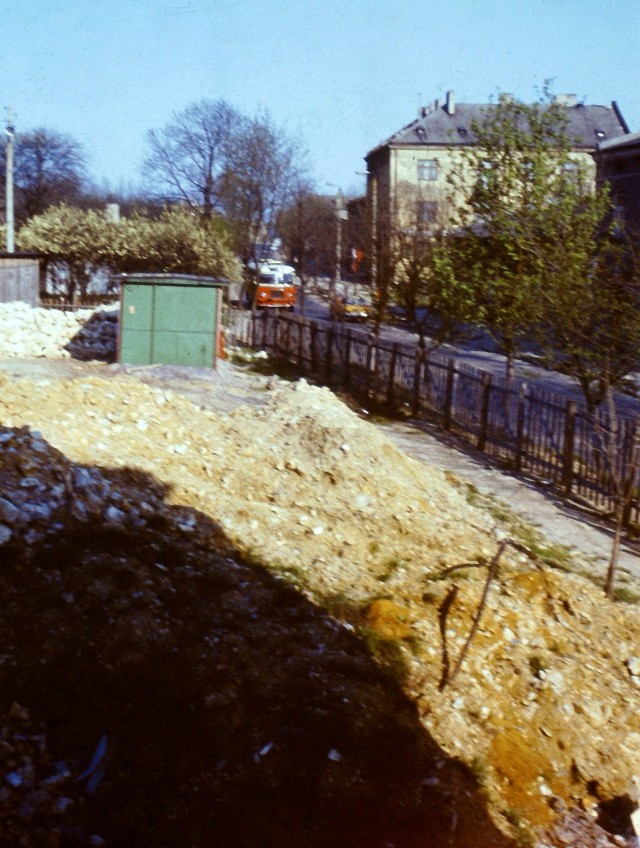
left=377, top=557, right=403, bottom=582
left=461, top=484, right=578, bottom=572
left=613, top=585, right=640, bottom=604
left=358, top=626, right=410, bottom=682
left=322, top=591, right=363, bottom=622
left=511, top=524, right=576, bottom=571
left=467, top=755, right=491, bottom=788
left=319, top=592, right=411, bottom=682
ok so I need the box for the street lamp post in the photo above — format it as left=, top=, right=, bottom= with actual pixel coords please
left=5, top=108, right=15, bottom=253
left=326, top=183, right=348, bottom=299
left=334, top=191, right=343, bottom=287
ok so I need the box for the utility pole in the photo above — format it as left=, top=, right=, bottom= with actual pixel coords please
left=335, top=190, right=343, bottom=288
left=5, top=108, right=15, bottom=253
left=326, top=183, right=349, bottom=300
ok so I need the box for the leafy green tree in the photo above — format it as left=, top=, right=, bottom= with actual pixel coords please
left=17, top=205, right=240, bottom=301
left=388, top=188, right=475, bottom=350
left=540, top=223, right=640, bottom=410
left=540, top=223, right=640, bottom=600
left=447, top=91, right=640, bottom=597
left=449, top=93, right=609, bottom=382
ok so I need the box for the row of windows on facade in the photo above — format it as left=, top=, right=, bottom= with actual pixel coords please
left=418, top=158, right=584, bottom=182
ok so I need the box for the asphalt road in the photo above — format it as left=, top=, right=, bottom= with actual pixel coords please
left=296, top=290, right=640, bottom=419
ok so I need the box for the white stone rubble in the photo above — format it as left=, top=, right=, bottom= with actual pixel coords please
left=0, top=300, right=118, bottom=360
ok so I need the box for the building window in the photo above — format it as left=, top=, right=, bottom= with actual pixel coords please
left=417, top=200, right=438, bottom=226
left=478, top=160, right=492, bottom=188
left=561, top=160, right=585, bottom=190
left=418, top=159, right=439, bottom=181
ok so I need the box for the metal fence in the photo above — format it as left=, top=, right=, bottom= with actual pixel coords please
left=226, top=309, right=640, bottom=527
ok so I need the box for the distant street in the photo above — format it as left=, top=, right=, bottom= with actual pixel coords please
left=295, top=289, right=640, bottom=419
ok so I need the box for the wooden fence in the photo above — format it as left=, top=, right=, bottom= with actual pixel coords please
left=226, top=309, right=640, bottom=528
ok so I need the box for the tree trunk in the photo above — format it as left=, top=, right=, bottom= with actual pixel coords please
left=505, top=349, right=515, bottom=386
left=605, top=501, right=624, bottom=600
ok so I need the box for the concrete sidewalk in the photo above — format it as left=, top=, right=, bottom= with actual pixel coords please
left=379, top=417, right=640, bottom=592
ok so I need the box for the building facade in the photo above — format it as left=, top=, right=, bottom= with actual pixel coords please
left=364, top=91, right=630, bottom=280
left=596, top=131, right=640, bottom=232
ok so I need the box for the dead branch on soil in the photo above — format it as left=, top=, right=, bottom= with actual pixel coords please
left=438, top=536, right=544, bottom=690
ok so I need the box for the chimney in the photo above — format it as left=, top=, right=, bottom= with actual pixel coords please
left=434, top=98, right=441, bottom=111
left=554, top=93, right=578, bottom=107
left=106, top=203, right=120, bottom=223
left=445, top=90, right=455, bottom=115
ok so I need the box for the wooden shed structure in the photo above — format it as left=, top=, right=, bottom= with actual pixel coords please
left=0, top=253, right=42, bottom=306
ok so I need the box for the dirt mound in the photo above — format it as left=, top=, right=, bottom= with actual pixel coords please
left=0, top=362, right=638, bottom=846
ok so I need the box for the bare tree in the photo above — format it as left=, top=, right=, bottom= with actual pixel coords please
left=0, top=128, right=87, bottom=222
left=142, top=99, right=241, bottom=219
left=278, top=182, right=336, bottom=289
left=220, top=112, right=308, bottom=267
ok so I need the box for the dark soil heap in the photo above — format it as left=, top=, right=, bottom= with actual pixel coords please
left=0, top=423, right=511, bottom=848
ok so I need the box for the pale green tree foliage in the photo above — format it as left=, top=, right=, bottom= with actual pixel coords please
left=387, top=186, right=475, bottom=349
left=17, top=204, right=114, bottom=300
left=541, top=222, right=640, bottom=411
left=449, top=93, right=612, bottom=382
left=108, top=207, right=241, bottom=280
left=542, top=226, right=640, bottom=599
left=448, top=91, right=640, bottom=597
left=18, top=205, right=240, bottom=301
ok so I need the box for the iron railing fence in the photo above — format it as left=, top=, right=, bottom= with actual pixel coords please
left=226, top=310, right=640, bottom=527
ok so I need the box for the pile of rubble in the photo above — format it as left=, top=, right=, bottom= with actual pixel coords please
left=0, top=417, right=504, bottom=848
left=1, top=361, right=639, bottom=846
left=0, top=302, right=117, bottom=361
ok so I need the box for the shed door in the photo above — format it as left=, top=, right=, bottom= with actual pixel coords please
left=120, top=284, right=218, bottom=367
left=151, top=286, right=217, bottom=366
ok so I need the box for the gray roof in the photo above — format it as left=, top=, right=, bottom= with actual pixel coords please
left=598, top=131, right=640, bottom=152
left=367, top=101, right=629, bottom=158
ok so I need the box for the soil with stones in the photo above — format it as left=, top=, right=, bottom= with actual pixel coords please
left=0, top=353, right=639, bottom=848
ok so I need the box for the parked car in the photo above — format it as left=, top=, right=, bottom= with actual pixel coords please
left=330, top=295, right=373, bottom=323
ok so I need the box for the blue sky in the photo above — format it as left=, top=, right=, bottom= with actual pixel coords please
left=2, top=0, right=639, bottom=197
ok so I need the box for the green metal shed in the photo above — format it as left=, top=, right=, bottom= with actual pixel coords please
left=116, top=273, right=229, bottom=368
